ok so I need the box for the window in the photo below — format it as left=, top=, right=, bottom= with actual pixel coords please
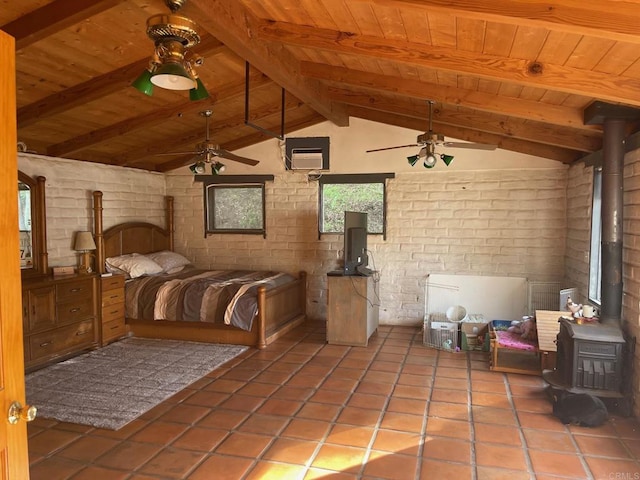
left=589, top=168, right=602, bottom=304
left=198, top=175, right=274, bottom=237
left=319, top=173, right=394, bottom=237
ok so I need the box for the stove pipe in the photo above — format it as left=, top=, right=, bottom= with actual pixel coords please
left=600, top=118, right=626, bottom=323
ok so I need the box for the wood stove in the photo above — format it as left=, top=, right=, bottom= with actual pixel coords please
left=543, top=318, right=632, bottom=415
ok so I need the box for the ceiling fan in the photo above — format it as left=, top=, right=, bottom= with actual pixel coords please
left=158, top=110, right=260, bottom=173
left=366, top=100, right=497, bottom=168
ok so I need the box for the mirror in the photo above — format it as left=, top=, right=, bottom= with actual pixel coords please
left=18, top=171, right=48, bottom=278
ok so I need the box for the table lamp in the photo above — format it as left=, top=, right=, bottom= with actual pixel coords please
left=73, top=231, right=96, bottom=274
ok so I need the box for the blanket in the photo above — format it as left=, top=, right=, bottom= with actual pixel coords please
left=125, top=268, right=293, bottom=331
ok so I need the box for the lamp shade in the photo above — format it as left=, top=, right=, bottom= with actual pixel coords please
left=151, top=62, right=196, bottom=90
left=189, top=161, right=206, bottom=174
left=189, top=77, right=210, bottom=101
left=423, top=153, right=437, bottom=168
left=74, top=231, right=96, bottom=251
left=132, top=69, right=154, bottom=96
left=212, top=162, right=226, bottom=174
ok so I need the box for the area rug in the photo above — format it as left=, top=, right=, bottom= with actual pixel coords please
left=25, top=337, right=248, bottom=430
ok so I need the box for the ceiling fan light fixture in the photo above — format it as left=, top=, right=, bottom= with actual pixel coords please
left=212, top=162, right=226, bottom=175
left=407, top=155, right=419, bottom=166
left=189, top=161, right=206, bottom=174
left=189, top=77, right=209, bottom=101
left=423, top=153, right=437, bottom=169
left=150, top=61, right=196, bottom=90
left=440, top=154, right=454, bottom=166
left=132, top=69, right=154, bottom=96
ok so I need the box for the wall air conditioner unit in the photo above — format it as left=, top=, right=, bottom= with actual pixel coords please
left=291, top=149, right=324, bottom=170
left=285, top=136, right=330, bottom=170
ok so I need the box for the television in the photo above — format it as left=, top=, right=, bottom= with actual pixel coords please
left=343, top=211, right=369, bottom=276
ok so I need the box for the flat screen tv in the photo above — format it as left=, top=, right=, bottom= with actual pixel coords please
left=343, top=211, right=368, bottom=276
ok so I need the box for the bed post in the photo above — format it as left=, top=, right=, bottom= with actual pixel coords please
left=93, top=191, right=105, bottom=274
left=256, top=286, right=267, bottom=349
left=166, top=196, right=174, bottom=251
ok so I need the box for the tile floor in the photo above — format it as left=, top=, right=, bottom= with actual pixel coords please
left=27, top=323, right=640, bottom=480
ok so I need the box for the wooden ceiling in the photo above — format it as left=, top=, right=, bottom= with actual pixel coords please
left=3, top=0, right=640, bottom=172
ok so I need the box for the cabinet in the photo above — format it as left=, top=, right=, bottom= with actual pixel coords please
left=100, top=275, right=126, bottom=346
left=22, top=275, right=98, bottom=371
left=327, top=274, right=379, bottom=346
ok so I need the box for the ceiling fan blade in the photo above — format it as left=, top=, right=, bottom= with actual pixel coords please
left=155, top=150, right=200, bottom=156
left=366, top=143, right=421, bottom=153
left=214, top=149, right=260, bottom=166
left=443, top=142, right=497, bottom=150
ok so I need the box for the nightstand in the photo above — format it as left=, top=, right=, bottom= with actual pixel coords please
left=100, top=275, right=126, bottom=346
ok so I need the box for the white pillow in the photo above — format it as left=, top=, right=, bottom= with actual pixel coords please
left=105, top=253, right=163, bottom=279
left=146, top=250, right=192, bottom=274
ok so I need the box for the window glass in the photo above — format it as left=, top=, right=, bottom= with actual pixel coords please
left=206, top=184, right=264, bottom=234
left=588, top=168, right=602, bottom=304
left=321, top=182, right=384, bottom=234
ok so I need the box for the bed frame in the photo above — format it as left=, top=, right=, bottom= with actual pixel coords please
left=92, top=191, right=306, bottom=349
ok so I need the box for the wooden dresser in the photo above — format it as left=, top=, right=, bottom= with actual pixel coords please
left=22, top=274, right=99, bottom=371
left=100, top=275, right=126, bottom=346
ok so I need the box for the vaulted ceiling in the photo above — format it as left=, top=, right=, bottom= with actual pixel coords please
left=3, top=0, right=640, bottom=172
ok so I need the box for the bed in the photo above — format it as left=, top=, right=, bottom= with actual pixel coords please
left=92, top=191, right=307, bottom=349
left=489, top=320, right=541, bottom=375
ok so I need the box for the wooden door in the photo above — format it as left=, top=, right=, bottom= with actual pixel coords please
left=0, top=30, right=31, bottom=479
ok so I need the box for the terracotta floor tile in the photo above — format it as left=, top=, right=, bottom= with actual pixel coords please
left=215, top=431, right=273, bottom=458
left=472, top=391, right=513, bottom=409
left=475, top=443, right=527, bottom=470
left=433, top=377, right=469, bottom=390
left=195, top=409, right=248, bottom=430
left=528, top=449, right=588, bottom=477
left=28, top=429, right=83, bottom=456
left=428, top=401, right=469, bottom=421
left=419, top=458, right=473, bottom=480
left=130, top=421, right=189, bottom=445
left=245, top=461, right=308, bottom=480
left=476, top=466, right=532, bottom=480
left=372, top=429, right=421, bottom=455
left=517, top=411, right=568, bottom=431
left=336, top=406, right=381, bottom=427
left=237, top=382, right=280, bottom=398
left=423, top=436, right=472, bottom=463
left=430, top=388, right=469, bottom=404
left=295, top=403, right=341, bottom=422
left=309, top=388, right=352, bottom=405
left=584, top=456, right=640, bottom=480
left=183, top=390, right=229, bottom=407
left=57, top=436, right=120, bottom=462
left=186, top=454, right=253, bottom=480
left=29, top=457, right=84, bottom=480
left=257, top=398, right=303, bottom=416
left=391, top=384, right=431, bottom=399
left=94, top=441, right=162, bottom=471
left=380, top=411, right=424, bottom=433
left=237, top=413, right=290, bottom=436
left=347, top=392, right=388, bottom=410
left=522, top=429, right=576, bottom=452
left=474, top=423, right=522, bottom=446
left=262, top=437, right=319, bottom=464
left=397, top=372, right=433, bottom=386
left=253, top=370, right=292, bottom=384
left=218, top=393, right=266, bottom=412
left=575, top=434, right=634, bottom=459
left=321, top=376, right=359, bottom=392
left=471, top=380, right=508, bottom=394
left=91, top=419, right=147, bottom=440
left=325, top=424, right=375, bottom=448
left=511, top=395, right=552, bottom=414
left=612, top=417, right=640, bottom=439
left=356, top=381, right=394, bottom=396
left=305, top=467, right=359, bottom=479
left=364, top=450, right=418, bottom=479
left=282, top=418, right=331, bottom=441
left=435, top=366, right=469, bottom=379
left=272, top=385, right=315, bottom=401
left=203, top=378, right=246, bottom=393
left=426, top=417, right=472, bottom=440
left=138, top=448, right=206, bottom=478
left=386, top=397, right=428, bottom=415
left=330, top=367, right=365, bottom=381
left=171, top=426, right=228, bottom=452
left=68, top=465, right=130, bottom=480
left=311, top=444, right=367, bottom=474
left=472, top=405, right=518, bottom=426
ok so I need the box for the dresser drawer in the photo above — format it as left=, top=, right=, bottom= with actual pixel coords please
left=102, top=303, right=125, bottom=323
left=102, top=289, right=125, bottom=308
left=57, top=297, right=94, bottom=325
left=56, top=278, right=94, bottom=302
left=29, top=319, right=95, bottom=361
left=102, top=318, right=126, bottom=343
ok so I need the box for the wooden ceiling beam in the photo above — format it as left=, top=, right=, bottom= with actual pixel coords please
left=156, top=111, right=325, bottom=172
left=256, top=20, right=640, bottom=107
left=349, top=106, right=581, bottom=163
left=300, top=61, right=596, bottom=131
left=117, top=96, right=304, bottom=167
left=17, top=36, right=226, bottom=128
left=47, top=73, right=273, bottom=157
left=361, top=0, right=640, bottom=44
left=1, top=0, right=126, bottom=50
left=188, top=0, right=349, bottom=127
left=327, top=87, right=602, bottom=152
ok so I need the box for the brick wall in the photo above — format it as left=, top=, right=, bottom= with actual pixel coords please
left=167, top=167, right=568, bottom=323
left=18, top=154, right=165, bottom=268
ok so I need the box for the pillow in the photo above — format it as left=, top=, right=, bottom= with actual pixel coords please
left=105, top=253, right=163, bottom=279
left=146, top=250, right=192, bottom=274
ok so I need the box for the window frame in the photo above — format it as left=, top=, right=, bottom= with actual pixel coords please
left=196, top=174, right=274, bottom=238
left=318, top=173, right=394, bottom=240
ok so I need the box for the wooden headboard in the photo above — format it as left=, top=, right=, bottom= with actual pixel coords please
left=92, top=191, right=174, bottom=274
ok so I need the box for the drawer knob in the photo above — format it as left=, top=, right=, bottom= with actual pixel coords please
left=8, top=401, right=37, bottom=424
left=39, top=341, right=52, bottom=348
